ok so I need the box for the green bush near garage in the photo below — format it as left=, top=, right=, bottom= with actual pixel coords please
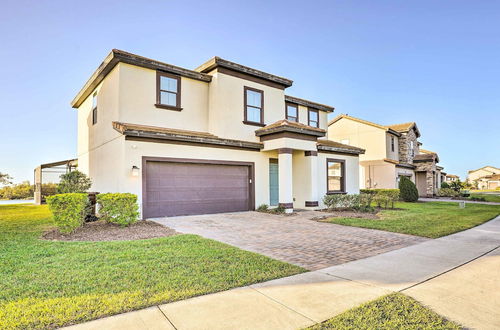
left=97, top=193, right=139, bottom=226
left=46, top=193, right=89, bottom=233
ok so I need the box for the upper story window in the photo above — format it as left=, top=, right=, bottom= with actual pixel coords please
left=285, top=103, right=298, bottom=122
left=156, top=71, right=181, bottom=110
left=308, top=108, right=319, bottom=127
left=391, top=136, right=395, bottom=152
left=92, top=92, right=98, bottom=125
left=410, top=141, right=415, bottom=157
left=244, top=86, right=264, bottom=126
left=327, top=159, right=345, bottom=193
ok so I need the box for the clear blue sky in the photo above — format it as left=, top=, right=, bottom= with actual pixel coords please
left=1, top=0, right=499, bottom=183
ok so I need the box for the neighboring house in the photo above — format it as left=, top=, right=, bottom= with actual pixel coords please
left=445, top=174, right=459, bottom=183
left=328, top=115, right=442, bottom=197
left=72, top=50, right=364, bottom=218
left=414, top=149, right=442, bottom=196
left=467, top=166, right=500, bottom=189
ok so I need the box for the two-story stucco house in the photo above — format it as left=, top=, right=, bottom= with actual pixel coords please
left=72, top=50, right=364, bottom=218
left=328, top=115, right=442, bottom=197
left=467, top=166, right=500, bottom=189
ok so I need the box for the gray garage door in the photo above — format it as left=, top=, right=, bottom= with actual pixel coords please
left=144, top=160, right=252, bottom=218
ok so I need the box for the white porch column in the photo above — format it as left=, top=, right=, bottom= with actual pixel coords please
left=305, top=151, right=319, bottom=208
left=278, top=148, right=293, bottom=213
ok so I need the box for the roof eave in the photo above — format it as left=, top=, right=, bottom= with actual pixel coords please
left=197, top=56, right=293, bottom=88
left=71, top=49, right=212, bottom=109
left=285, top=95, right=334, bottom=113
left=317, top=144, right=365, bottom=155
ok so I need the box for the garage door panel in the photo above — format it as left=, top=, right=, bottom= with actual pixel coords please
left=144, top=160, right=252, bottom=218
left=156, top=187, right=249, bottom=201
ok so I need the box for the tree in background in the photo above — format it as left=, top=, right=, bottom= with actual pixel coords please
left=0, top=172, right=12, bottom=185
left=399, top=176, right=419, bottom=202
left=57, top=171, right=92, bottom=193
left=450, top=179, right=465, bottom=192
left=0, top=181, right=33, bottom=200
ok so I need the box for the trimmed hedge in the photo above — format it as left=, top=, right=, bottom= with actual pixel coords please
left=97, top=193, right=139, bottom=227
left=360, top=189, right=400, bottom=208
left=46, top=193, right=89, bottom=233
left=323, top=193, right=373, bottom=212
left=399, top=177, right=419, bottom=202
left=437, top=188, right=459, bottom=197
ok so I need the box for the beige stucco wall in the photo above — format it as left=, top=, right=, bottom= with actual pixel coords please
left=206, top=71, right=285, bottom=141
left=118, top=63, right=209, bottom=132
left=360, top=160, right=397, bottom=189
left=77, top=65, right=121, bottom=175
left=327, top=119, right=387, bottom=162
left=205, top=71, right=328, bottom=141
left=385, top=133, right=399, bottom=161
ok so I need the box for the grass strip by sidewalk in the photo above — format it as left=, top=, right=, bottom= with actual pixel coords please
left=308, top=293, right=461, bottom=329
left=327, top=201, right=499, bottom=238
left=0, top=204, right=304, bottom=329
left=470, top=193, right=500, bottom=203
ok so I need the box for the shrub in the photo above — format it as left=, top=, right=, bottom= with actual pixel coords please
left=46, top=193, right=89, bottom=233
left=469, top=196, right=486, bottom=201
left=323, top=193, right=373, bottom=212
left=97, top=193, right=139, bottom=227
left=440, top=182, right=450, bottom=189
left=437, top=188, right=459, bottom=197
left=449, top=179, right=465, bottom=192
left=57, top=170, right=92, bottom=194
left=271, top=205, right=286, bottom=214
left=399, top=177, right=419, bottom=202
left=257, top=204, right=269, bottom=212
left=360, top=189, right=399, bottom=208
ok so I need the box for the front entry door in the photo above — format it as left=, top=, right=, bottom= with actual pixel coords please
left=269, top=159, right=279, bottom=206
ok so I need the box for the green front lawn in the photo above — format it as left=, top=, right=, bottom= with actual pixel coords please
left=308, top=293, right=460, bottom=329
left=327, top=201, right=500, bottom=238
left=0, top=204, right=304, bottom=329
left=470, top=193, right=500, bottom=203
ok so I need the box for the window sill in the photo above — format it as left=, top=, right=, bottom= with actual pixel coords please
left=326, top=191, right=347, bottom=195
left=242, top=120, right=266, bottom=127
left=155, top=104, right=183, bottom=111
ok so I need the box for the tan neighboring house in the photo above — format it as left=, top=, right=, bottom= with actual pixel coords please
left=445, top=174, right=459, bottom=183
left=467, top=166, right=500, bottom=189
left=72, top=50, right=364, bottom=218
left=328, top=115, right=442, bottom=196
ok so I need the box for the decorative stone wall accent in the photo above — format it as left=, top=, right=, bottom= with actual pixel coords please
left=398, top=129, right=419, bottom=164
left=415, top=161, right=437, bottom=196
left=426, top=171, right=435, bottom=196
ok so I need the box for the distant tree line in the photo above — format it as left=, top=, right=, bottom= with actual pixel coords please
left=0, top=182, right=58, bottom=200
left=0, top=170, right=92, bottom=200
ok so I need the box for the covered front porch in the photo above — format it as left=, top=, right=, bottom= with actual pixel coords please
left=414, top=152, right=440, bottom=197
left=256, top=120, right=364, bottom=213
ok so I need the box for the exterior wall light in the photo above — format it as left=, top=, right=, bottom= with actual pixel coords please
left=131, top=166, right=140, bottom=177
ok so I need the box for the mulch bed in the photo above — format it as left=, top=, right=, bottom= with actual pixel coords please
left=311, top=210, right=379, bottom=221
left=42, top=220, right=177, bottom=242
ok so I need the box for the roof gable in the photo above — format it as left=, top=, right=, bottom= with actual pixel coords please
left=328, top=115, right=401, bottom=136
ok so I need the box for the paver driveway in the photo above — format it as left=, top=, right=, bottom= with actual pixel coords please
left=153, top=211, right=428, bottom=270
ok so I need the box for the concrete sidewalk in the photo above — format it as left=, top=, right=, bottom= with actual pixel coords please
left=419, top=197, right=500, bottom=205
left=65, top=216, right=500, bottom=330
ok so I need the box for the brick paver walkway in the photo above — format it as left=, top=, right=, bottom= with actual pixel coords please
left=153, top=211, right=428, bottom=270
